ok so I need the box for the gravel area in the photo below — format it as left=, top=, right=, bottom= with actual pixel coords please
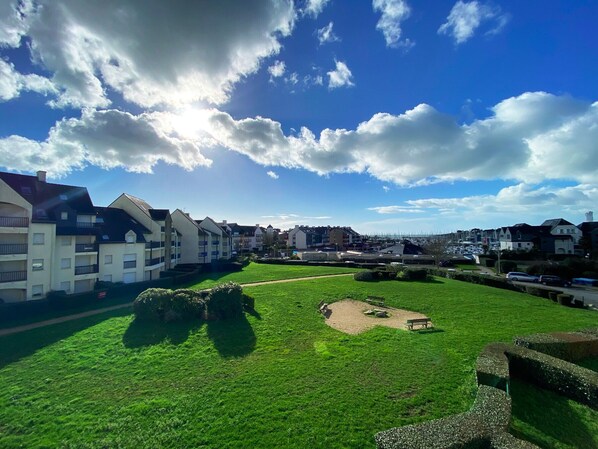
left=323, top=299, right=430, bottom=335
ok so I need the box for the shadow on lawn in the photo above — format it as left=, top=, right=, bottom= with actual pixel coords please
left=123, top=319, right=204, bottom=348
left=509, top=379, right=597, bottom=448
left=0, top=307, right=132, bottom=369
left=207, top=313, right=256, bottom=358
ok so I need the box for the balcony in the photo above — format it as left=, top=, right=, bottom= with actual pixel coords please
left=0, top=243, right=28, bottom=255
left=123, top=261, right=137, bottom=269
left=0, top=271, right=27, bottom=283
left=145, top=241, right=163, bottom=249
left=76, top=222, right=97, bottom=228
left=212, top=241, right=220, bottom=245
left=145, top=257, right=161, bottom=266
left=0, top=216, right=29, bottom=227
left=75, top=243, right=98, bottom=253
left=74, top=264, right=98, bottom=275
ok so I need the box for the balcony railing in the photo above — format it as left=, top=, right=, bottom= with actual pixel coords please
left=145, top=241, right=162, bottom=249
left=76, top=222, right=97, bottom=228
left=0, top=216, right=29, bottom=227
left=0, top=270, right=27, bottom=283
left=75, top=243, right=98, bottom=252
left=145, top=257, right=161, bottom=266
left=212, top=241, right=220, bottom=245
left=0, top=243, right=28, bottom=255
left=74, top=264, right=98, bottom=275
left=123, top=261, right=137, bottom=269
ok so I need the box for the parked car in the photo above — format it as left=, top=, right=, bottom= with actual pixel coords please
left=539, top=275, right=571, bottom=287
left=506, top=272, right=539, bottom=283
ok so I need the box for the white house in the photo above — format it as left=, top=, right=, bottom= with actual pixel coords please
left=541, top=218, right=582, bottom=245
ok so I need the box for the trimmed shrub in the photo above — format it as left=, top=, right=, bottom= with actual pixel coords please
left=499, top=260, right=518, bottom=273
left=242, top=293, right=255, bottom=310
left=397, top=269, right=428, bottom=281
left=353, top=271, right=376, bottom=282
left=476, top=343, right=511, bottom=393
left=514, top=332, right=598, bottom=362
left=548, top=291, right=562, bottom=302
left=557, top=294, right=573, bottom=306
left=375, top=385, right=512, bottom=449
left=133, top=288, right=207, bottom=322
left=524, top=286, right=543, bottom=297
left=205, top=282, right=243, bottom=319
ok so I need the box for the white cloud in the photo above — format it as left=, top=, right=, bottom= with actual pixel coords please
left=372, top=0, right=414, bottom=49
left=7, top=0, right=295, bottom=108
left=327, top=60, right=354, bottom=89
left=382, top=186, right=391, bottom=192
left=286, top=72, right=299, bottom=85
left=317, top=22, right=340, bottom=45
left=0, top=0, right=32, bottom=47
left=303, top=0, right=331, bottom=18
left=0, top=59, right=57, bottom=101
left=438, top=1, right=509, bottom=44
left=3, top=92, right=598, bottom=190
left=0, top=109, right=214, bottom=177
left=267, top=170, right=279, bottom=179
left=268, top=60, right=286, bottom=81
left=368, top=206, right=423, bottom=214
left=260, top=213, right=332, bottom=228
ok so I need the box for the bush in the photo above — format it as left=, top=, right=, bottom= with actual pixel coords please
left=206, top=282, right=243, bottom=319
left=354, top=271, right=376, bottom=282
left=557, top=294, right=573, bottom=307
left=499, top=260, right=517, bottom=273
left=242, top=293, right=255, bottom=310
left=133, top=288, right=207, bottom=322
left=548, top=291, right=561, bottom=302
left=514, top=332, right=598, bottom=362
left=397, top=269, right=428, bottom=281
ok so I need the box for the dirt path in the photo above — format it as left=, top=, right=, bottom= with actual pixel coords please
left=0, top=273, right=354, bottom=337
left=324, top=299, right=430, bottom=334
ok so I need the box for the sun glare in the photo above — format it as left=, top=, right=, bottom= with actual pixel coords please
left=171, top=108, right=212, bottom=138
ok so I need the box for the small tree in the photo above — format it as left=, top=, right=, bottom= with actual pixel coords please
left=423, top=235, right=452, bottom=265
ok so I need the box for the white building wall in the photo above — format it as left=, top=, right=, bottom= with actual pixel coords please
left=27, top=222, right=55, bottom=300
left=172, top=210, right=200, bottom=264
left=98, top=241, right=145, bottom=283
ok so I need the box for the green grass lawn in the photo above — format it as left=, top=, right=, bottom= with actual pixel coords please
left=0, top=276, right=596, bottom=448
left=0, top=263, right=362, bottom=330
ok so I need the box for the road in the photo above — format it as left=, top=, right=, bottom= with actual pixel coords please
left=512, top=280, right=598, bottom=309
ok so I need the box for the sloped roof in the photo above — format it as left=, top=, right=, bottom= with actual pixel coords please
left=541, top=218, right=574, bottom=228
left=123, top=193, right=153, bottom=215
left=95, top=206, right=150, bottom=243
left=0, top=171, right=95, bottom=222
left=149, top=209, right=169, bottom=220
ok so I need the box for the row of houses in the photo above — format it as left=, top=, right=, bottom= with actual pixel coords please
left=287, top=225, right=362, bottom=250
left=0, top=171, right=233, bottom=303
left=457, top=214, right=598, bottom=255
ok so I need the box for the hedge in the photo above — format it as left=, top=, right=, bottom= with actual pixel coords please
left=396, top=268, right=428, bottom=281
left=375, top=385, right=515, bottom=449
left=427, top=268, right=521, bottom=292
left=354, top=271, right=376, bottom=282
left=476, top=343, right=511, bottom=393
left=205, top=282, right=243, bottom=320
left=133, top=288, right=208, bottom=322
left=513, top=332, right=598, bottom=362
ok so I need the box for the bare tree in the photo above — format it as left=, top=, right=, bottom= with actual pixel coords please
left=422, top=235, right=452, bottom=265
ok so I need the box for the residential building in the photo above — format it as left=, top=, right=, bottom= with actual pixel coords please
left=95, top=206, right=150, bottom=284
left=109, top=194, right=180, bottom=281
left=172, top=209, right=214, bottom=265
left=220, top=221, right=266, bottom=253
left=0, top=170, right=99, bottom=302
left=197, top=217, right=232, bottom=262
left=541, top=218, right=582, bottom=245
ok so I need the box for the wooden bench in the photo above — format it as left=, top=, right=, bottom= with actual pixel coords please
left=366, top=296, right=385, bottom=307
left=406, top=317, right=432, bottom=330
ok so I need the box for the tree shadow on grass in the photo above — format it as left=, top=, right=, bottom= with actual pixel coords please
left=206, top=313, right=256, bottom=358
left=0, top=307, right=132, bottom=369
left=123, top=319, right=203, bottom=348
left=509, top=379, right=597, bottom=448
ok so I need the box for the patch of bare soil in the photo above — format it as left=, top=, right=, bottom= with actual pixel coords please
left=323, top=299, right=430, bottom=335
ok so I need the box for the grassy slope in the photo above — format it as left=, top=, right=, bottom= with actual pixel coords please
left=0, top=276, right=596, bottom=448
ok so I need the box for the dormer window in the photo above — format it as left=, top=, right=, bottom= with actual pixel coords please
left=61, top=212, right=68, bottom=220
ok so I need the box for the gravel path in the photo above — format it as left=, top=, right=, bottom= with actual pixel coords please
left=0, top=273, right=355, bottom=337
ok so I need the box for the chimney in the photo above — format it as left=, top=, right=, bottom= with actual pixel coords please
left=256, top=224, right=259, bottom=227
left=586, top=211, right=594, bottom=222
left=37, top=170, right=46, bottom=182
left=222, top=220, right=227, bottom=224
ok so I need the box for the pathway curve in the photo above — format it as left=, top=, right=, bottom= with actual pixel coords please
left=0, top=273, right=354, bottom=337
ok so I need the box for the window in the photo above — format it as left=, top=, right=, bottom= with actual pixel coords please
left=32, top=284, right=43, bottom=297
left=60, top=281, right=71, bottom=293
left=123, top=272, right=136, bottom=284
left=123, top=253, right=136, bottom=269
left=32, top=259, right=44, bottom=271
left=61, top=258, right=71, bottom=269
left=61, top=211, right=68, bottom=220
left=104, top=255, right=112, bottom=265
left=125, top=234, right=135, bottom=243
left=103, top=275, right=112, bottom=282
left=33, top=233, right=44, bottom=245
left=62, top=236, right=72, bottom=246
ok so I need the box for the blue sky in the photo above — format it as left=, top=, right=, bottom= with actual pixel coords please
left=1, top=0, right=597, bottom=234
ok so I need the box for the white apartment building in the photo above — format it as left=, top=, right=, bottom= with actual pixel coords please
left=197, top=217, right=232, bottom=263
left=109, top=194, right=180, bottom=281
left=0, top=171, right=100, bottom=302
